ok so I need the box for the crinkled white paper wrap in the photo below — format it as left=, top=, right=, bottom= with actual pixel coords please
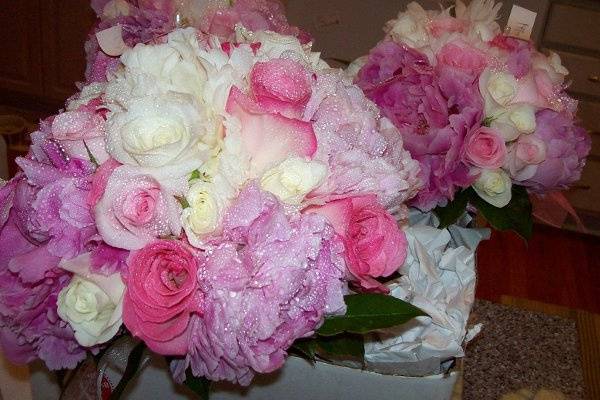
left=364, top=210, right=490, bottom=377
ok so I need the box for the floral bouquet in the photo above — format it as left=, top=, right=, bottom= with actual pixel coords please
left=351, top=0, right=591, bottom=238
left=0, top=0, right=437, bottom=398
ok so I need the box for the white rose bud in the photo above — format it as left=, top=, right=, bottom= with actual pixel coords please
left=261, top=157, right=327, bottom=205
left=183, top=181, right=221, bottom=236
left=473, top=169, right=512, bottom=208
left=509, top=105, right=536, bottom=134
left=487, top=72, right=518, bottom=107
left=57, top=253, right=125, bottom=347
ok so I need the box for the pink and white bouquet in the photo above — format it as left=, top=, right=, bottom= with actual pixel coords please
left=352, top=0, right=591, bottom=237
left=0, top=0, right=425, bottom=396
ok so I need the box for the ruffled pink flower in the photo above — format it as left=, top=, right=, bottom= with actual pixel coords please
left=94, top=165, right=182, bottom=250
left=356, top=40, right=482, bottom=210
left=462, top=126, right=507, bottom=169
left=0, top=176, right=86, bottom=369
left=123, top=240, right=203, bottom=355
left=171, top=184, right=346, bottom=385
left=15, top=138, right=97, bottom=259
left=521, top=110, right=591, bottom=192
left=305, top=194, right=407, bottom=290
left=305, top=69, right=421, bottom=207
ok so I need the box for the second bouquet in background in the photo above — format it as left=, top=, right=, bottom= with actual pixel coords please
left=350, top=0, right=591, bottom=238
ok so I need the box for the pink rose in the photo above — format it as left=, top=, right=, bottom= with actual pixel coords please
left=226, top=86, right=317, bottom=175
left=123, top=240, right=203, bottom=355
left=436, top=41, right=488, bottom=74
left=51, top=110, right=110, bottom=164
left=505, top=134, right=547, bottom=181
left=250, top=58, right=312, bottom=118
left=95, top=165, right=182, bottom=250
left=305, top=195, right=407, bottom=290
left=462, top=127, right=507, bottom=169
left=428, top=17, right=466, bottom=37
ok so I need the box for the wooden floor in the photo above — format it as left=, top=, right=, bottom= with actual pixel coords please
left=476, top=225, right=600, bottom=314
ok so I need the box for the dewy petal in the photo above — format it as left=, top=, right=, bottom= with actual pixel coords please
left=226, top=87, right=317, bottom=175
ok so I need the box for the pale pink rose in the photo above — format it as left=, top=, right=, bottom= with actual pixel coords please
left=428, top=17, right=466, bottom=37
left=123, top=240, right=203, bottom=355
left=95, top=165, right=182, bottom=250
left=51, top=111, right=110, bottom=164
left=305, top=194, right=407, bottom=290
left=436, top=40, right=488, bottom=74
left=506, top=134, right=547, bottom=181
left=249, top=58, right=312, bottom=118
left=462, top=127, right=507, bottom=169
left=87, top=158, right=121, bottom=207
left=226, top=86, right=317, bottom=175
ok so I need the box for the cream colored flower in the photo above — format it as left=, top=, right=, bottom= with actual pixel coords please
left=260, top=157, right=327, bottom=205
left=57, top=253, right=125, bottom=347
left=473, top=169, right=512, bottom=207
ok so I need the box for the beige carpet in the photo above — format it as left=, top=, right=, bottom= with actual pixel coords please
left=459, top=297, right=600, bottom=400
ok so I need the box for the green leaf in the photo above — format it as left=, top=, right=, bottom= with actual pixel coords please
left=82, top=140, right=99, bottom=168
left=434, top=189, right=470, bottom=228
left=470, top=185, right=533, bottom=240
left=291, top=339, right=317, bottom=362
left=184, top=370, right=211, bottom=400
left=317, top=294, right=427, bottom=337
left=316, top=333, right=364, bottom=360
left=176, top=196, right=190, bottom=209
left=109, top=341, right=146, bottom=400
left=189, top=169, right=201, bottom=182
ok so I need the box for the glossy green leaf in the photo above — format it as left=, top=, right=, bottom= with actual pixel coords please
left=184, top=370, right=211, bottom=400
left=470, top=185, right=533, bottom=240
left=317, top=294, right=427, bottom=336
left=434, top=189, right=470, bottom=228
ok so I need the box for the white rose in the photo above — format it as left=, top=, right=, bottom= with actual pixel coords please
left=102, top=0, right=130, bottom=19
left=108, top=28, right=207, bottom=102
left=66, top=82, right=107, bottom=111
left=384, top=3, right=430, bottom=49
left=57, top=253, right=125, bottom=347
left=533, top=51, right=569, bottom=85
left=183, top=180, right=223, bottom=236
left=106, top=93, right=209, bottom=172
left=490, top=104, right=537, bottom=141
left=260, top=157, right=327, bottom=205
left=486, top=71, right=518, bottom=107
left=509, top=105, right=536, bottom=134
left=239, top=29, right=327, bottom=70
left=473, top=169, right=512, bottom=208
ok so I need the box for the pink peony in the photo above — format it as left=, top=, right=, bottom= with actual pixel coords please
left=304, top=69, right=421, bottom=207
left=462, top=126, right=507, bottom=169
left=249, top=58, right=312, bottom=118
left=15, top=136, right=97, bottom=259
left=0, top=176, right=86, bottom=369
left=94, top=165, right=182, bottom=250
left=521, top=110, right=591, bottom=192
left=356, top=40, right=482, bottom=210
left=171, top=184, right=346, bottom=385
left=305, top=194, right=407, bottom=290
left=123, top=240, right=203, bottom=355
